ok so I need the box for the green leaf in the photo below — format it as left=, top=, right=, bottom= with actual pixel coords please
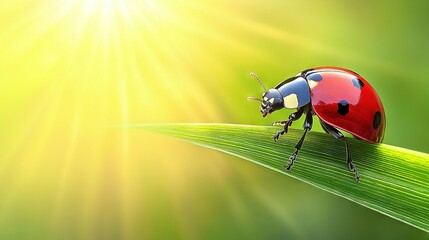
left=134, top=123, right=429, bottom=232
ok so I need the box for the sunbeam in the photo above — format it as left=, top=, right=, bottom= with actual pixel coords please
left=1, top=0, right=428, bottom=239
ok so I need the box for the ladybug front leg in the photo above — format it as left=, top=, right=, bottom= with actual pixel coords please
left=284, top=108, right=313, bottom=170
left=320, top=120, right=360, bottom=182
left=272, top=107, right=304, bottom=142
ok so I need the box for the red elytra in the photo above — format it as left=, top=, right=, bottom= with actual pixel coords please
left=305, top=67, right=385, bottom=143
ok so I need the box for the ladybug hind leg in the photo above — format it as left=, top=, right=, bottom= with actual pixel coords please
left=319, top=120, right=360, bottom=182
left=284, top=107, right=313, bottom=170
left=272, top=107, right=305, bottom=142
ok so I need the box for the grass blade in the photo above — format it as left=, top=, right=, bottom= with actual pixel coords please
left=134, top=123, right=429, bottom=232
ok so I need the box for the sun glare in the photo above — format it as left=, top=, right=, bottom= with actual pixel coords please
left=0, top=0, right=276, bottom=238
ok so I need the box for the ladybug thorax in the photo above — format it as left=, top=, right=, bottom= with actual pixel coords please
left=275, top=76, right=311, bottom=109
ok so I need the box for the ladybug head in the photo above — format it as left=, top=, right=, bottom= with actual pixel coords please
left=259, top=89, right=283, bottom=117
left=247, top=72, right=284, bottom=118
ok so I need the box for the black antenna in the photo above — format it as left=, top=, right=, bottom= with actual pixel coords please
left=250, top=72, right=267, bottom=92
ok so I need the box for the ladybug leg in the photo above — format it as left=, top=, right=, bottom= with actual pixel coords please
left=319, top=120, right=360, bottom=182
left=272, top=120, right=289, bottom=126
left=272, top=108, right=304, bottom=142
left=285, top=108, right=313, bottom=170
left=320, top=121, right=331, bottom=135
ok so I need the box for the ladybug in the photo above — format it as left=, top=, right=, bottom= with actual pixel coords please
left=247, top=67, right=385, bottom=182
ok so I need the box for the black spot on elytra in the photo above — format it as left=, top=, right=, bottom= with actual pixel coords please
left=337, top=100, right=349, bottom=116
left=307, top=73, right=323, bottom=82
left=352, top=77, right=365, bottom=89
left=373, top=111, right=382, bottom=129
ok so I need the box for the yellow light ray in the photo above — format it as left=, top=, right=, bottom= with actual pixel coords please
left=0, top=0, right=361, bottom=238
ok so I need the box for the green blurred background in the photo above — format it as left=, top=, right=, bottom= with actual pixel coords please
left=0, top=0, right=428, bottom=239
